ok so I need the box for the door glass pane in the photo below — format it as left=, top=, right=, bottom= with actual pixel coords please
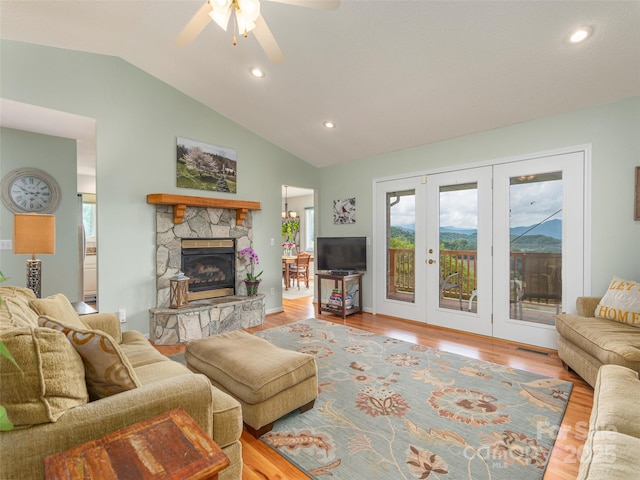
left=387, top=190, right=415, bottom=303
left=439, top=183, right=478, bottom=311
left=509, top=172, right=562, bottom=325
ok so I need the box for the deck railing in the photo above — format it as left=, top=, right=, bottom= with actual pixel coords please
left=389, top=249, right=478, bottom=298
left=389, top=249, right=561, bottom=304
left=389, top=249, right=415, bottom=292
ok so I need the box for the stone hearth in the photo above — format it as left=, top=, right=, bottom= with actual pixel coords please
left=150, top=295, right=265, bottom=345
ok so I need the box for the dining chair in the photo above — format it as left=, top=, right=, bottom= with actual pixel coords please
left=289, top=253, right=311, bottom=290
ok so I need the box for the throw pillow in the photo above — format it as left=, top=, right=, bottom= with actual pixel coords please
left=595, top=276, right=640, bottom=327
left=0, top=286, right=40, bottom=328
left=30, top=293, right=88, bottom=329
left=0, top=327, right=88, bottom=426
left=38, top=316, right=141, bottom=400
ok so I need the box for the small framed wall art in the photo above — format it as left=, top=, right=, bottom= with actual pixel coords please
left=176, top=137, right=237, bottom=193
left=334, top=197, right=356, bottom=224
left=635, top=166, right=640, bottom=221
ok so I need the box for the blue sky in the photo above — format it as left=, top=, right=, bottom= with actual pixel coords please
left=390, top=180, right=563, bottom=230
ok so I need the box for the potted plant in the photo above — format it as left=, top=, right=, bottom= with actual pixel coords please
left=238, top=247, right=263, bottom=296
left=281, top=218, right=300, bottom=250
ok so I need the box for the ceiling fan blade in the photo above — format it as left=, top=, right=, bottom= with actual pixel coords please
left=175, top=1, right=213, bottom=47
left=267, top=0, right=340, bottom=10
left=253, top=15, right=285, bottom=64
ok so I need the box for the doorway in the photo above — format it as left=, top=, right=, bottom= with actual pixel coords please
left=282, top=185, right=315, bottom=300
left=80, top=193, right=97, bottom=304
left=374, top=147, right=588, bottom=348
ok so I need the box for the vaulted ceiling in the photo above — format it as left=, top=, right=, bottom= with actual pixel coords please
left=1, top=1, right=639, bottom=168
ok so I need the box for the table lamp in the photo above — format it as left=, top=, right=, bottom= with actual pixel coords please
left=13, top=213, right=55, bottom=298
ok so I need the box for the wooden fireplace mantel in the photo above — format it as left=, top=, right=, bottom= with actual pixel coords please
left=147, top=194, right=261, bottom=225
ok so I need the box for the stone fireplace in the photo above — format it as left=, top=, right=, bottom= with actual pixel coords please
left=148, top=195, right=264, bottom=345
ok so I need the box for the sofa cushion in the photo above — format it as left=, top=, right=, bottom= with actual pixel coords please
left=577, top=431, right=640, bottom=480
left=555, top=313, right=640, bottom=371
left=38, top=316, right=141, bottom=400
left=0, top=286, right=40, bottom=328
left=595, top=276, right=640, bottom=327
left=0, top=327, right=88, bottom=426
left=589, top=365, right=640, bottom=438
left=30, top=293, right=88, bottom=329
left=119, top=330, right=169, bottom=368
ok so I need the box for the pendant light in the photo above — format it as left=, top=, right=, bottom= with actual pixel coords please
left=282, top=186, right=297, bottom=219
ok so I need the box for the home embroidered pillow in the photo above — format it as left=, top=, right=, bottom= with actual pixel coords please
left=38, top=316, right=141, bottom=400
left=595, top=276, right=640, bottom=327
left=30, top=293, right=88, bottom=329
left=0, top=327, right=88, bottom=426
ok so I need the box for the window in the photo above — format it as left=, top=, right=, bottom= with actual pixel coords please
left=305, top=207, right=314, bottom=251
left=82, top=194, right=97, bottom=243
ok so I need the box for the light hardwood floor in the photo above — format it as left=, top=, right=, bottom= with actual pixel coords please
left=154, top=297, right=592, bottom=480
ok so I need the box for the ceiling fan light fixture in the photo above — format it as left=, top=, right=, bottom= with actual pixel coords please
left=209, top=1, right=232, bottom=31
left=323, top=121, right=336, bottom=129
left=236, top=0, right=261, bottom=34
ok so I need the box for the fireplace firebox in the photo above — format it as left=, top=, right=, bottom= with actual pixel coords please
left=181, top=239, right=235, bottom=300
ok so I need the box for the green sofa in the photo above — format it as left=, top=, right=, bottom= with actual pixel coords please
left=0, top=286, right=243, bottom=479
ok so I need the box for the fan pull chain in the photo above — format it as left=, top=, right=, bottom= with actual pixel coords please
left=232, top=9, right=238, bottom=45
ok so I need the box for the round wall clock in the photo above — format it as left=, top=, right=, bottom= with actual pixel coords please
left=1, top=167, right=61, bottom=214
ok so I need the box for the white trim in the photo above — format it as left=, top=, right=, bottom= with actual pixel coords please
left=373, top=144, right=593, bottom=184
left=583, top=145, right=593, bottom=297
left=372, top=144, right=592, bottom=346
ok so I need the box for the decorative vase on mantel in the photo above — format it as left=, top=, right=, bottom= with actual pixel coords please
left=244, top=279, right=261, bottom=296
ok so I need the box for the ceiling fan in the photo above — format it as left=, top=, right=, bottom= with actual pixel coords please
left=175, top=0, right=340, bottom=64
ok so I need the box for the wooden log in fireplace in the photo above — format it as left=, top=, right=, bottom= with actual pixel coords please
left=147, top=193, right=261, bottom=225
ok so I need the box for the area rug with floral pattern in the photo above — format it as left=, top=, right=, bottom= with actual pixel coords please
left=254, top=318, right=572, bottom=480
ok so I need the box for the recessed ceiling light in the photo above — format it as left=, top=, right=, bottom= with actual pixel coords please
left=323, top=121, right=336, bottom=129
left=569, top=26, right=593, bottom=44
left=249, top=67, right=265, bottom=78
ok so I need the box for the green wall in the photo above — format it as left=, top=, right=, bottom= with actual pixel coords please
left=0, top=127, right=79, bottom=299
left=0, top=40, right=317, bottom=332
left=318, top=97, right=640, bottom=302
left=2, top=39, right=638, bottom=333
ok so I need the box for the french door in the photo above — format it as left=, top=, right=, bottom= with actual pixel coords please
left=374, top=148, right=587, bottom=349
left=374, top=177, right=427, bottom=322
left=492, top=151, right=586, bottom=347
left=424, top=167, right=493, bottom=337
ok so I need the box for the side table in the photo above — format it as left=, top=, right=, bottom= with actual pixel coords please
left=44, top=408, right=229, bottom=480
left=71, top=301, right=98, bottom=316
left=317, top=272, right=363, bottom=319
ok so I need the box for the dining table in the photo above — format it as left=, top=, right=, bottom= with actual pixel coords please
left=282, top=255, right=314, bottom=291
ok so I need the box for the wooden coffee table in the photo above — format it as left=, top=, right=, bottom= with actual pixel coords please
left=44, top=408, right=229, bottom=479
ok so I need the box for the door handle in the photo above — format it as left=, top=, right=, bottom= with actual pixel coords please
left=427, top=259, right=436, bottom=265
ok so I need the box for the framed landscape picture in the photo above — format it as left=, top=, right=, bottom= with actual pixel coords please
left=177, top=137, right=237, bottom=193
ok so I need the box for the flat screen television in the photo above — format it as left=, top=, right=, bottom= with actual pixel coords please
left=316, top=236, right=367, bottom=272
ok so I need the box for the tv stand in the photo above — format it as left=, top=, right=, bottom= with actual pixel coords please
left=317, top=272, right=363, bottom=319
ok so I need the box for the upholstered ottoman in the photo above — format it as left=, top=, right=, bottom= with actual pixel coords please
left=185, top=330, right=318, bottom=437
